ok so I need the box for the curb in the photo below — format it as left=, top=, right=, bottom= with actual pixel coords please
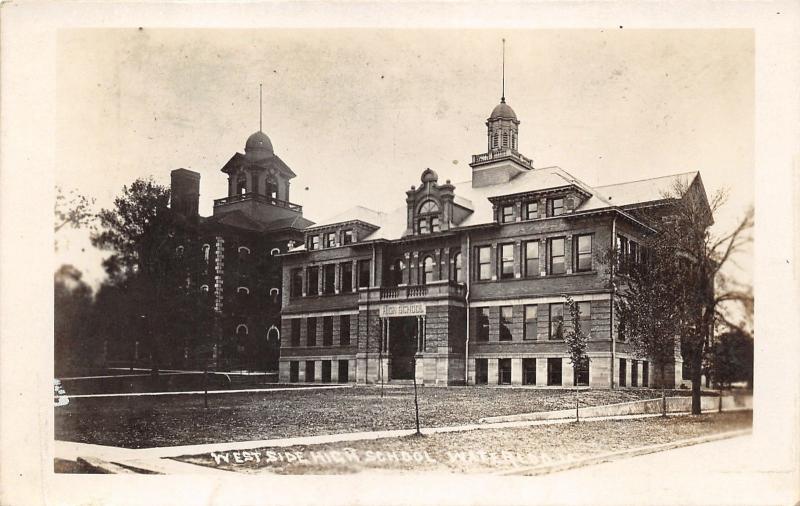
left=497, top=428, right=752, bottom=476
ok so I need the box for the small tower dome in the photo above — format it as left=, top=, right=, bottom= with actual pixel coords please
left=244, top=130, right=274, bottom=159
left=489, top=98, right=518, bottom=121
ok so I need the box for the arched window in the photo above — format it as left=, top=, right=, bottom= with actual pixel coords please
left=238, top=246, right=251, bottom=255
left=512, top=133, right=517, bottom=150
left=175, top=245, right=184, bottom=257
left=422, top=256, right=435, bottom=285
left=389, top=258, right=405, bottom=287
left=237, top=286, right=250, bottom=295
left=270, top=248, right=281, bottom=256
left=492, top=131, right=499, bottom=149
left=453, top=252, right=462, bottom=283
left=202, top=244, right=210, bottom=263
left=236, top=324, right=248, bottom=336
left=418, top=200, right=440, bottom=235
left=502, top=131, right=509, bottom=148
left=200, top=284, right=209, bottom=293
left=265, top=177, right=278, bottom=199
left=269, top=288, right=280, bottom=304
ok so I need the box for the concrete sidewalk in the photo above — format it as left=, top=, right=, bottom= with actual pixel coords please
left=531, top=434, right=796, bottom=505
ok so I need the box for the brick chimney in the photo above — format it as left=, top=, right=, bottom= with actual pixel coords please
left=170, top=168, right=201, bottom=220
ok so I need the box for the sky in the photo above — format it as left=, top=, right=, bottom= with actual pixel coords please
left=55, top=28, right=754, bottom=296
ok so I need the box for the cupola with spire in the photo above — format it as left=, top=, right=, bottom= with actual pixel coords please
left=470, top=39, right=534, bottom=188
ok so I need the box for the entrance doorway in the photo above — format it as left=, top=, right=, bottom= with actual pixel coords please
left=388, top=317, right=418, bottom=380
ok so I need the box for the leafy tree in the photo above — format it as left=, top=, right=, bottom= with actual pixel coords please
left=710, top=328, right=754, bottom=389
left=563, top=295, right=588, bottom=421
left=54, top=265, right=95, bottom=375
left=54, top=186, right=96, bottom=251
left=90, top=178, right=209, bottom=375
left=610, top=178, right=753, bottom=415
left=610, top=245, right=682, bottom=416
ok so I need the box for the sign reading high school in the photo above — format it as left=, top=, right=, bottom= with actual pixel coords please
left=379, top=303, right=426, bottom=318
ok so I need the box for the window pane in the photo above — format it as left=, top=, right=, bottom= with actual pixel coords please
left=453, top=253, right=462, bottom=282
left=501, top=205, right=514, bottom=223
left=340, top=315, right=351, bottom=345
left=423, top=256, right=434, bottom=284
left=307, top=267, right=319, bottom=295
left=576, top=235, right=592, bottom=271
left=526, top=202, right=538, bottom=220
left=341, top=263, right=353, bottom=292
left=477, top=308, right=490, bottom=341
left=550, top=303, right=564, bottom=340
left=430, top=216, right=440, bottom=232
left=358, top=260, right=371, bottom=288
left=307, top=318, right=316, bottom=346
left=323, top=264, right=336, bottom=294
left=343, top=230, right=353, bottom=244
left=500, top=244, right=514, bottom=279
left=524, top=305, right=537, bottom=340
left=477, top=246, right=491, bottom=280
left=499, top=306, right=512, bottom=341
left=419, top=219, right=429, bottom=234
left=549, top=238, right=565, bottom=275
left=551, top=198, right=564, bottom=216
left=525, top=241, right=539, bottom=277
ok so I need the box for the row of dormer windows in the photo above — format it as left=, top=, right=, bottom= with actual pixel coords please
left=308, top=229, right=354, bottom=251
left=498, top=197, right=565, bottom=224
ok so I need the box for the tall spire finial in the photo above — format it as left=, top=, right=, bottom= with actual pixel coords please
left=501, top=38, right=506, bottom=103
left=259, top=83, right=263, bottom=131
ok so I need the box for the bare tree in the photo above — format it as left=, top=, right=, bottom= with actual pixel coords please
left=563, top=295, right=588, bottom=422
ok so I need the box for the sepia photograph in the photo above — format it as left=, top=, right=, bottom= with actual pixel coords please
left=1, top=2, right=799, bottom=505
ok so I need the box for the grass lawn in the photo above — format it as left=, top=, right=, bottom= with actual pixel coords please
left=174, top=411, right=752, bottom=475
left=56, top=385, right=704, bottom=449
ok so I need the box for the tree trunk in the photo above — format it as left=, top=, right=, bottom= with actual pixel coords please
left=575, top=385, right=580, bottom=422
left=691, top=348, right=703, bottom=415
left=660, top=363, right=667, bottom=417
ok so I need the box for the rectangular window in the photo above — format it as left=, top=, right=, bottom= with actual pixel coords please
left=501, top=205, right=514, bottom=223
left=618, top=317, right=627, bottom=342
left=522, top=358, right=536, bottom=385
left=342, top=230, right=354, bottom=245
left=548, top=237, right=566, bottom=275
left=631, top=359, right=639, bottom=387
left=498, top=359, right=512, bottom=385
left=577, top=301, right=591, bottom=337
left=476, top=246, right=491, bottom=281
left=619, top=358, right=627, bottom=387
left=338, top=360, right=349, bottom=383
left=306, top=318, right=317, bottom=347
left=547, top=358, right=562, bottom=386
left=290, top=319, right=300, bottom=347
left=309, top=235, right=320, bottom=250
left=321, top=361, right=332, bottom=383
left=323, top=264, right=336, bottom=294
left=305, top=361, right=315, bottom=383
left=475, top=359, right=488, bottom=385
left=289, top=361, right=299, bottom=382
left=642, top=361, right=649, bottom=387
left=574, top=234, right=593, bottom=272
left=629, top=241, right=639, bottom=264
left=499, top=306, right=513, bottom=341
left=499, top=243, right=514, bottom=279
left=524, top=240, right=539, bottom=277
left=523, top=305, right=537, bottom=340
left=307, top=267, right=319, bottom=296
left=476, top=307, right=490, bottom=342
left=525, top=201, right=539, bottom=220
left=324, top=232, right=336, bottom=248
left=322, top=316, right=333, bottom=346
left=430, top=216, right=440, bottom=232
left=290, top=268, right=303, bottom=297
left=616, top=234, right=629, bottom=271
left=574, top=357, right=590, bottom=386
left=357, top=260, right=371, bottom=288
left=549, top=303, right=564, bottom=340
left=340, top=315, right=351, bottom=346
left=418, top=218, right=429, bottom=235
left=341, top=262, right=353, bottom=293
left=549, top=197, right=564, bottom=217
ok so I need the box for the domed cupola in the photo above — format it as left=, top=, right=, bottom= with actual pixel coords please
left=490, top=98, right=518, bottom=121
left=244, top=130, right=274, bottom=160
left=486, top=96, right=520, bottom=153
